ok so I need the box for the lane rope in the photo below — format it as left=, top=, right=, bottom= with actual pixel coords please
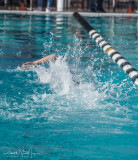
left=73, top=12, right=138, bottom=85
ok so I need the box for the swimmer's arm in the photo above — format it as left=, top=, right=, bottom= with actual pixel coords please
left=21, top=54, right=56, bottom=70
left=33, top=54, right=56, bottom=65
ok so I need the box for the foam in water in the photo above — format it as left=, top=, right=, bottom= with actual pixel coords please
left=33, top=55, right=105, bottom=105
left=34, top=56, right=73, bottom=95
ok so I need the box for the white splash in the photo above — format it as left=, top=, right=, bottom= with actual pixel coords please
left=34, top=56, right=74, bottom=95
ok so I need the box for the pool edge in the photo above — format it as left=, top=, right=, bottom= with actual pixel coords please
left=0, top=10, right=138, bottom=17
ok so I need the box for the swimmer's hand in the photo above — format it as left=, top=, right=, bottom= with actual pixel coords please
left=21, top=62, right=37, bottom=70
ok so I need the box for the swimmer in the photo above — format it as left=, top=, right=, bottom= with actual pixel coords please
left=21, top=53, right=79, bottom=84
left=21, top=54, right=57, bottom=70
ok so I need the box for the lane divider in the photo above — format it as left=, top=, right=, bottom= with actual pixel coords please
left=73, top=12, right=138, bottom=85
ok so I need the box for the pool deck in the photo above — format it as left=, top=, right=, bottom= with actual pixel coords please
left=0, top=10, right=138, bottom=17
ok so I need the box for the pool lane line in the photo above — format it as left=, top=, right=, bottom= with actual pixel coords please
left=73, top=12, right=138, bottom=86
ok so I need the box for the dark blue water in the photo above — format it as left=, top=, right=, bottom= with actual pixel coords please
left=0, top=14, right=138, bottom=159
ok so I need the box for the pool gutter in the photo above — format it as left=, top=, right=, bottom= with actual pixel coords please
left=0, top=10, right=138, bottom=17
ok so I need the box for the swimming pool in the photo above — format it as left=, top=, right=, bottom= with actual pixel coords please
left=0, top=13, right=138, bottom=159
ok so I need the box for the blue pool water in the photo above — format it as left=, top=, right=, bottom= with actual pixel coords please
left=0, top=14, right=138, bottom=159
